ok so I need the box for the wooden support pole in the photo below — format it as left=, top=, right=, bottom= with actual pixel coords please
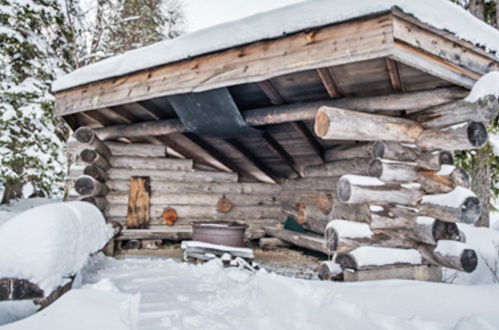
left=314, top=107, right=423, bottom=142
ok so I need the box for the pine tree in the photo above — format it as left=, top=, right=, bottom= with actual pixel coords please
left=0, top=0, right=68, bottom=203
left=105, top=0, right=184, bottom=54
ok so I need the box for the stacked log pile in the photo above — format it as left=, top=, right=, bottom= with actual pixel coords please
left=310, top=90, right=498, bottom=281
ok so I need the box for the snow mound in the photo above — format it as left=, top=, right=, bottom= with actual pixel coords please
left=52, top=0, right=499, bottom=92
left=1, top=280, right=140, bottom=330
left=326, top=220, right=373, bottom=238
left=422, top=186, right=475, bottom=208
left=0, top=202, right=113, bottom=294
left=465, top=71, right=499, bottom=102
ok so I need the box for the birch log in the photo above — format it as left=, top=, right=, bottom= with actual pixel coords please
left=314, top=107, right=423, bottom=142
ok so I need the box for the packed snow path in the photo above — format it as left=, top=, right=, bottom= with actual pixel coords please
left=81, top=255, right=499, bottom=330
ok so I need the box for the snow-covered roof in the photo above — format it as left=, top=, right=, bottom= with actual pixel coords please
left=52, top=0, right=499, bottom=93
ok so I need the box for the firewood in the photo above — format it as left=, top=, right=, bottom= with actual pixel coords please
left=368, top=159, right=418, bottom=182
left=81, top=197, right=109, bottom=212
left=336, top=247, right=423, bottom=271
left=417, top=166, right=470, bottom=194
left=418, top=241, right=478, bottom=273
left=318, top=261, right=343, bottom=281
left=161, top=208, right=177, bottom=226
left=324, top=142, right=384, bottom=161
left=419, top=187, right=481, bottom=224
left=417, top=150, right=454, bottom=171
left=416, top=122, right=488, bottom=151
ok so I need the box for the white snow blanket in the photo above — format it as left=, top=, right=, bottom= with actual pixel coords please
left=0, top=201, right=113, bottom=294
left=1, top=280, right=139, bottom=330
left=52, top=0, right=499, bottom=92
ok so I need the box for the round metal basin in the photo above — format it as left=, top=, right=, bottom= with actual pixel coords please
left=191, top=221, right=248, bottom=247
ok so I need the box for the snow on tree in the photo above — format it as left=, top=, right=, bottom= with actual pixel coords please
left=0, top=0, right=70, bottom=203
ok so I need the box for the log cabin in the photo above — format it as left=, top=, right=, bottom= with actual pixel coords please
left=53, top=0, right=499, bottom=281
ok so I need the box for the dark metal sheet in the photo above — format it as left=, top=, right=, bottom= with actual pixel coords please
left=168, top=88, right=260, bottom=138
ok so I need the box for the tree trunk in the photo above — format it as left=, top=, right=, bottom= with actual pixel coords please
left=1, top=181, right=23, bottom=204
left=471, top=145, right=491, bottom=227
left=469, top=0, right=486, bottom=20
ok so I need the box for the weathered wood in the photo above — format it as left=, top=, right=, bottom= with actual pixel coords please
left=325, top=142, right=384, bottom=162
left=338, top=175, right=423, bottom=206
left=109, top=156, right=193, bottom=171
left=264, top=227, right=328, bottom=255
left=336, top=247, right=422, bottom=271
left=83, top=164, right=109, bottom=182
left=81, top=197, right=109, bottom=212
left=80, top=149, right=110, bottom=170
left=75, top=175, right=109, bottom=197
left=0, top=278, right=44, bottom=301
left=368, top=159, right=418, bottom=182
left=281, top=177, right=340, bottom=191
left=417, top=166, right=470, bottom=194
left=314, top=106, right=423, bottom=142
left=318, top=261, right=343, bottom=281
left=291, top=203, right=332, bottom=234
left=104, top=141, right=167, bottom=158
left=385, top=58, right=404, bottom=91
left=116, top=226, right=192, bottom=241
left=161, top=207, right=177, bottom=226
left=216, top=196, right=233, bottom=213
left=417, top=150, right=454, bottom=171
left=279, top=191, right=333, bottom=214
left=316, top=67, right=342, bottom=98
left=35, top=278, right=74, bottom=309
left=107, top=168, right=238, bottom=183
left=303, top=158, right=371, bottom=177
left=413, top=95, right=499, bottom=129
left=74, top=126, right=111, bottom=159
left=380, top=142, right=419, bottom=161
left=259, top=237, right=290, bottom=251
left=418, top=242, right=478, bottom=273
left=126, top=176, right=151, bottom=229
left=343, top=265, right=442, bottom=282
left=416, top=122, right=488, bottom=151
left=419, top=187, right=481, bottom=224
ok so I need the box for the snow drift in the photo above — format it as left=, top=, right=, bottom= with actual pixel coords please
left=0, top=202, right=113, bottom=294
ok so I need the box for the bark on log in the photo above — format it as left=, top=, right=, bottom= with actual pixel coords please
left=324, top=142, right=384, bottom=162
left=281, top=177, right=340, bottom=191
left=126, top=176, right=151, bottom=229
left=413, top=95, right=499, bottom=129
left=303, top=158, right=371, bottom=177
left=416, top=122, right=488, bottom=151
left=109, top=156, right=193, bottom=171
left=81, top=197, right=109, bottom=212
left=264, top=227, right=329, bottom=255
left=318, top=261, right=343, bottom=281
left=74, top=126, right=111, bottom=159
left=342, top=265, right=442, bottom=282
left=419, top=187, right=481, bottom=224
left=258, top=237, right=290, bottom=251
left=80, top=149, right=110, bottom=170
left=104, top=141, right=168, bottom=158
left=338, top=175, right=423, bottom=206
left=75, top=175, right=109, bottom=197
left=417, top=150, right=454, bottom=171
left=107, top=168, right=238, bottom=183
left=83, top=164, right=109, bottom=182
left=368, top=159, right=418, bottom=182
left=417, top=166, right=470, bottom=194
left=418, top=242, right=478, bottom=273
left=379, top=142, right=419, bottom=162
left=314, top=107, right=423, bottom=142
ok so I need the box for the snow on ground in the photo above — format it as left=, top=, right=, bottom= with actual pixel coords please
left=78, top=255, right=499, bottom=330
left=52, top=0, right=499, bottom=92
left=1, top=280, right=139, bottom=330
left=0, top=201, right=113, bottom=294
left=0, top=198, right=58, bottom=226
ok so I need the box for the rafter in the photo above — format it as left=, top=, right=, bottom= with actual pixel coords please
left=385, top=58, right=405, bottom=91
left=316, top=67, right=343, bottom=98
left=262, top=132, right=301, bottom=177
left=290, top=122, right=325, bottom=163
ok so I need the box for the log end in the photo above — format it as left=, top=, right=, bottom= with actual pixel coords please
left=74, top=127, right=95, bottom=144
left=432, top=220, right=459, bottom=241
left=324, top=226, right=339, bottom=252
left=478, top=94, right=499, bottom=121
left=337, top=178, right=352, bottom=203
left=439, top=151, right=454, bottom=166
left=368, top=159, right=383, bottom=178
left=372, top=142, right=385, bottom=158
left=81, top=149, right=97, bottom=163
left=462, top=196, right=481, bottom=224
left=461, top=249, right=478, bottom=273
left=75, top=175, right=96, bottom=196
left=336, top=254, right=357, bottom=270
left=314, top=108, right=330, bottom=138
left=467, top=122, right=488, bottom=148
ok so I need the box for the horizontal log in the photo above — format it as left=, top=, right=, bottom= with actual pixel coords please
left=74, top=126, right=111, bottom=159
left=368, top=159, right=418, bottom=182
left=93, top=88, right=468, bottom=140
left=109, top=156, right=193, bottom=171
left=281, top=177, right=340, bottom=191
left=336, top=247, right=423, bottom=271
left=264, top=227, right=328, bottom=255
left=80, top=149, right=110, bottom=170
left=108, top=203, right=281, bottom=220
left=107, top=180, right=280, bottom=195
left=416, top=122, right=488, bottom=151
left=84, top=164, right=109, bottom=182
left=417, top=166, right=470, bottom=194
left=379, top=142, right=419, bottom=162
left=303, top=158, right=371, bottom=178
left=413, top=95, right=499, bottom=129
left=342, top=265, right=442, bottom=282
left=116, top=226, right=192, bottom=241
left=318, top=261, right=343, bottom=281
left=324, top=142, right=384, bottom=162
left=75, top=175, right=109, bottom=197
left=107, top=192, right=279, bottom=206
left=420, top=187, right=480, bottom=224
left=418, top=241, right=477, bottom=273
left=314, top=107, right=423, bottom=142
left=104, top=141, right=167, bottom=158
left=338, top=175, right=423, bottom=206
left=417, top=150, right=454, bottom=171
left=81, top=196, right=109, bottom=212
left=108, top=168, right=238, bottom=183
left=258, top=237, right=290, bottom=251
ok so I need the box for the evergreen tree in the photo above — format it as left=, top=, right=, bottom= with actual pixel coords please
left=105, top=0, right=184, bottom=54
left=0, top=0, right=69, bottom=203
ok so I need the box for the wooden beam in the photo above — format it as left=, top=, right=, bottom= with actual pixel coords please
left=290, top=121, right=325, bottom=162
left=385, top=58, right=404, bottom=91
left=316, top=67, right=343, bottom=98
left=257, top=81, right=285, bottom=105
left=55, top=13, right=394, bottom=116
left=226, top=139, right=281, bottom=183
left=262, top=132, right=301, bottom=176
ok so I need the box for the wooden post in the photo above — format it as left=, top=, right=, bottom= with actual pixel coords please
left=126, top=176, right=151, bottom=229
